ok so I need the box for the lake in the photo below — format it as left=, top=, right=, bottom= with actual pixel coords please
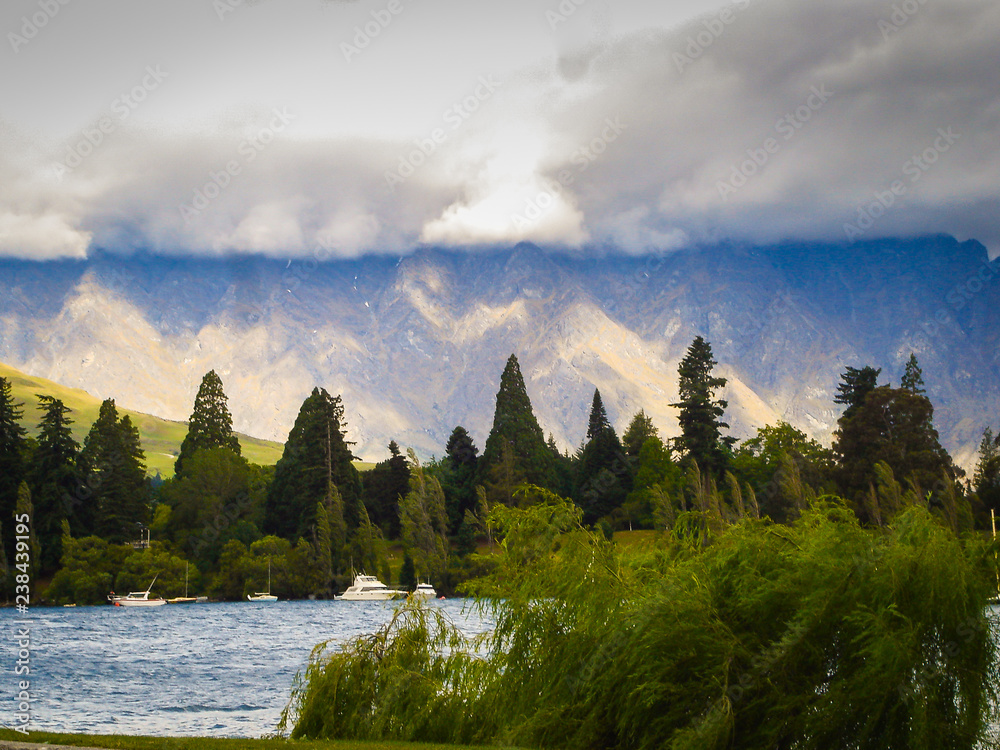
left=3, top=599, right=491, bottom=738
left=4, top=601, right=998, bottom=743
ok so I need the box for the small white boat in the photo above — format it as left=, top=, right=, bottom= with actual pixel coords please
left=109, top=575, right=166, bottom=607
left=411, top=581, right=437, bottom=599
left=336, top=573, right=406, bottom=601
left=247, top=560, right=278, bottom=602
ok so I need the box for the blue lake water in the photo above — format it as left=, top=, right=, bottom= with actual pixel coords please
left=3, top=601, right=998, bottom=742
left=2, top=599, right=491, bottom=738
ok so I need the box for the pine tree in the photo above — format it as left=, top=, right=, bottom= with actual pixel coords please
left=264, top=388, right=361, bottom=541
left=28, top=396, right=80, bottom=571
left=399, top=551, right=417, bottom=592
left=900, top=353, right=926, bottom=395
left=576, top=389, right=630, bottom=524
left=175, top=370, right=241, bottom=478
left=671, top=337, right=734, bottom=477
left=0, top=377, right=27, bottom=569
left=834, top=386, right=956, bottom=517
left=622, top=410, right=658, bottom=458
left=78, top=400, right=150, bottom=542
left=361, top=441, right=411, bottom=538
left=442, top=427, right=479, bottom=532
left=478, top=354, right=553, bottom=489
left=834, top=365, right=882, bottom=421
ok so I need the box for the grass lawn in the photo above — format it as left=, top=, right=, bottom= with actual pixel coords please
left=0, top=729, right=522, bottom=750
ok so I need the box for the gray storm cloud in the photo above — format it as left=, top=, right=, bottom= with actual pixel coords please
left=0, top=0, right=997, bottom=260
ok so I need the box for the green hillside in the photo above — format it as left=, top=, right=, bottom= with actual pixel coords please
left=0, top=362, right=284, bottom=477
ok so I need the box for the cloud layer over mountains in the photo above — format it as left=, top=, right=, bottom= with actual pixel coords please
left=1, top=0, right=998, bottom=260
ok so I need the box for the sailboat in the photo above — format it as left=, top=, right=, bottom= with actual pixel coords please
left=168, top=562, right=198, bottom=604
left=247, top=560, right=278, bottom=602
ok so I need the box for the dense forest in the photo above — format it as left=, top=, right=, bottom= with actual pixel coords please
left=1, top=339, right=998, bottom=604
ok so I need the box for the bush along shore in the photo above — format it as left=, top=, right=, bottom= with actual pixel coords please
left=282, top=494, right=1000, bottom=750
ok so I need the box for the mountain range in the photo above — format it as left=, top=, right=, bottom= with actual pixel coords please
left=0, top=236, right=996, bottom=469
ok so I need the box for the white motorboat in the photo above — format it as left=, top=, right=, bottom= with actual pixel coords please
left=109, top=575, right=166, bottom=607
left=336, top=573, right=406, bottom=601
left=247, top=560, right=278, bottom=602
left=412, top=581, right=438, bottom=599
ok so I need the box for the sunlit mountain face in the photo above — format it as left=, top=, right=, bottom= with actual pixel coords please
left=0, top=236, right=996, bottom=468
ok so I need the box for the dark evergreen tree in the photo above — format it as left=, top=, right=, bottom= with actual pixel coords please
left=477, top=354, right=553, bottom=490
left=28, top=396, right=80, bottom=571
left=834, top=365, right=882, bottom=421
left=175, top=370, right=241, bottom=478
left=362, top=440, right=411, bottom=539
left=900, top=354, right=926, bottom=395
left=622, top=409, right=658, bottom=458
left=575, top=389, right=630, bottom=524
left=440, top=427, right=479, bottom=533
left=0, top=377, right=27, bottom=567
left=79, top=400, right=150, bottom=543
left=264, top=388, right=361, bottom=541
left=834, top=386, right=957, bottom=519
left=398, top=551, right=417, bottom=592
left=547, top=433, right=575, bottom=499
left=671, top=337, right=734, bottom=477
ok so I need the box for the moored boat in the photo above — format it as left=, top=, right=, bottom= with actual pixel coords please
left=109, top=575, right=166, bottom=607
left=412, top=581, right=437, bottom=599
left=336, top=573, right=406, bottom=601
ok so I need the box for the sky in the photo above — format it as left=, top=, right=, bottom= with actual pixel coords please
left=1, top=0, right=998, bottom=262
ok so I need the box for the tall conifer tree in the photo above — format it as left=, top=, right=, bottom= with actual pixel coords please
left=900, top=354, right=926, bottom=395
left=671, top=337, right=734, bottom=477
left=28, top=396, right=80, bottom=571
left=80, top=400, right=149, bottom=543
left=175, top=370, right=241, bottom=478
left=576, top=389, right=630, bottom=524
left=478, top=354, right=553, bottom=489
left=264, top=388, right=360, bottom=541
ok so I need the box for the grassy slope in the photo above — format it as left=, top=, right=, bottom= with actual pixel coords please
left=0, top=730, right=522, bottom=750
left=0, top=362, right=284, bottom=477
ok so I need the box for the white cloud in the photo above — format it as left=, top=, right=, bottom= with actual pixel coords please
left=0, top=211, right=91, bottom=260
left=0, top=0, right=997, bottom=259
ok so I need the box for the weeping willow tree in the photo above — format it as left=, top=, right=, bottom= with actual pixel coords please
left=281, top=490, right=1000, bottom=750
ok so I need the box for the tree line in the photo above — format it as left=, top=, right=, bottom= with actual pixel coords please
left=1, top=339, right=998, bottom=602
